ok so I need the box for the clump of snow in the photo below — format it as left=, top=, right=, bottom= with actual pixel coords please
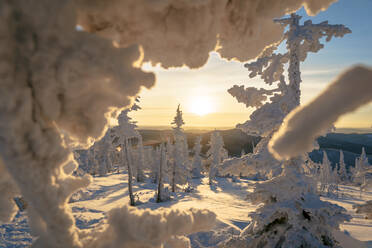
left=270, top=65, right=372, bottom=160
left=85, top=206, right=216, bottom=248
left=76, top=0, right=337, bottom=68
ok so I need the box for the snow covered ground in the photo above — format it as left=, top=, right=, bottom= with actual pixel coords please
left=1, top=172, right=372, bottom=247
left=321, top=185, right=372, bottom=245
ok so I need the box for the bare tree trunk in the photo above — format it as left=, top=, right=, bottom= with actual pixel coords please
left=157, top=144, right=164, bottom=203
left=124, top=139, right=135, bottom=206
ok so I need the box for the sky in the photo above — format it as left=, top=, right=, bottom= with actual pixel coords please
left=132, top=0, right=372, bottom=130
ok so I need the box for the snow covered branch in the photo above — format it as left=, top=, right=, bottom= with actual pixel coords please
left=269, top=65, right=372, bottom=160
left=86, top=206, right=216, bottom=248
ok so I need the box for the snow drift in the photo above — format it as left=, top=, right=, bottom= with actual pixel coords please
left=269, top=65, right=372, bottom=160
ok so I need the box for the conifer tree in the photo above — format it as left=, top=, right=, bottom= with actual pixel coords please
left=320, top=151, right=332, bottom=193
left=352, top=147, right=369, bottom=185
left=207, top=131, right=225, bottom=185
left=170, top=105, right=190, bottom=191
left=110, top=98, right=144, bottom=205
left=192, top=136, right=203, bottom=178
left=338, top=150, right=348, bottom=182
left=156, top=143, right=169, bottom=202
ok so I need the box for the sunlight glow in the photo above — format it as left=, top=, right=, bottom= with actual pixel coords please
left=189, top=96, right=215, bottom=116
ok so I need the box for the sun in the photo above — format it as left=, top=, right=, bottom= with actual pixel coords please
left=189, top=96, right=214, bottom=116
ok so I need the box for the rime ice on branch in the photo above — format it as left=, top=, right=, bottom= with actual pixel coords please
left=224, top=14, right=351, bottom=179
left=223, top=14, right=353, bottom=247
left=232, top=13, right=351, bottom=136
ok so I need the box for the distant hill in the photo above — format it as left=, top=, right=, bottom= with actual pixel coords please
left=310, top=133, right=372, bottom=170
left=317, top=133, right=372, bottom=154
left=138, top=129, right=260, bottom=157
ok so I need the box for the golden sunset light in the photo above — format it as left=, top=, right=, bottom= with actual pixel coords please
left=188, top=95, right=215, bottom=116
left=2, top=1, right=372, bottom=247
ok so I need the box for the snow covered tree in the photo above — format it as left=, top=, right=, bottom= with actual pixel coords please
left=134, top=135, right=146, bottom=182
left=115, top=97, right=145, bottom=182
left=223, top=13, right=350, bottom=180
left=354, top=151, right=372, bottom=218
left=150, top=146, right=161, bottom=183
left=164, top=138, right=174, bottom=182
left=319, top=151, right=332, bottom=194
left=332, top=164, right=340, bottom=196
left=338, top=150, right=348, bottom=182
left=111, top=99, right=144, bottom=206
left=351, top=147, right=371, bottom=197
left=302, top=153, right=319, bottom=177
left=87, top=130, right=118, bottom=176
left=224, top=158, right=351, bottom=248
left=192, top=136, right=203, bottom=178
left=223, top=14, right=351, bottom=247
left=170, top=105, right=190, bottom=192
left=124, top=139, right=135, bottom=206
left=352, top=147, right=370, bottom=185
left=317, top=151, right=339, bottom=196
left=172, top=104, right=185, bottom=130
left=156, top=143, right=170, bottom=202
left=207, top=131, right=226, bottom=185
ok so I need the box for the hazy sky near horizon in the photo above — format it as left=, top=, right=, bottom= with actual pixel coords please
left=132, top=0, right=372, bottom=129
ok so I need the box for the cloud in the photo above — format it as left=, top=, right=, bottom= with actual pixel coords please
left=269, top=65, right=372, bottom=160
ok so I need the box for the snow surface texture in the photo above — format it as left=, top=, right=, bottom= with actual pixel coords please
left=270, top=65, right=372, bottom=160
left=0, top=0, right=344, bottom=247
left=3, top=173, right=372, bottom=248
